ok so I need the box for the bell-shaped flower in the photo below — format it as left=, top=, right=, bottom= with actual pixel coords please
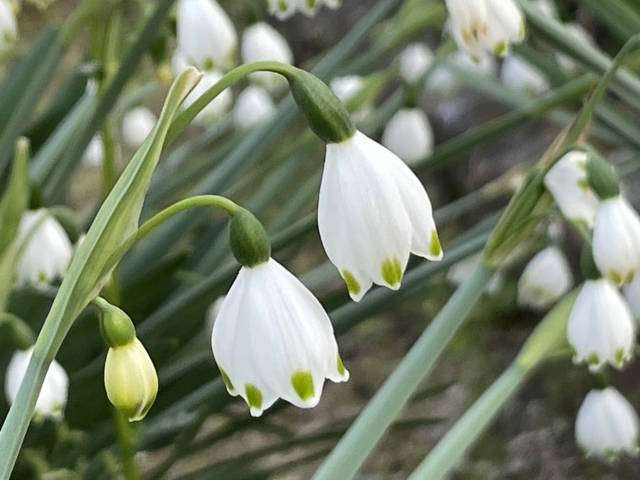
left=121, top=107, right=157, bottom=149
left=81, top=135, right=104, bottom=167
left=517, top=246, right=572, bottom=310
left=381, top=108, right=434, bottom=166
left=5, top=347, right=69, bottom=421
left=0, top=0, right=17, bottom=56
left=266, top=0, right=341, bottom=20
left=445, top=0, right=525, bottom=60
left=622, top=271, right=640, bottom=322
left=211, top=258, right=349, bottom=416
left=592, top=195, right=640, bottom=285
left=176, top=0, right=237, bottom=71
left=575, top=387, right=640, bottom=460
left=318, top=130, right=442, bottom=301
left=398, top=43, right=434, bottom=84
left=180, top=68, right=232, bottom=125
left=329, top=75, right=373, bottom=125
left=104, top=337, right=158, bottom=422
left=500, top=55, right=549, bottom=94
left=233, top=86, right=276, bottom=129
left=566, top=278, right=635, bottom=371
left=241, top=22, right=293, bottom=90
left=17, top=209, right=73, bottom=286
left=543, top=150, right=599, bottom=228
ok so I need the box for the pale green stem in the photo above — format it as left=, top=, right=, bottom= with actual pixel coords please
left=312, top=265, right=495, bottom=480
left=115, top=410, right=141, bottom=480
left=101, top=124, right=117, bottom=199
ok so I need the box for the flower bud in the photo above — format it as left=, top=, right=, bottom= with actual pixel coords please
left=122, top=107, right=157, bottom=149
left=398, top=43, right=434, bottom=84
left=233, top=86, right=276, bottom=129
left=517, top=246, right=572, bottom=310
left=381, top=108, right=434, bottom=166
left=241, top=22, right=293, bottom=90
left=228, top=208, right=271, bottom=268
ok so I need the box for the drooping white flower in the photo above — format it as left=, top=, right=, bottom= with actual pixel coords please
left=517, top=246, right=572, bottom=310
left=5, top=347, right=69, bottom=421
left=211, top=258, right=348, bottom=416
left=500, top=55, right=549, bottom=94
left=566, top=279, right=635, bottom=371
left=318, top=130, right=442, bottom=301
left=233, top=85, right=276, bottom=129
left=543, top=150, right=599, bottom=228
left=17, top=209, right=74, bottom=285
left=121, top=107, right=157, bottom=149
left=622, top=272, right=640, bottom=322
left=181, top=69, right=232, bottom=124
left=0, top=0, right=17, bottom=56
left=329, top=75, right=372, bottom=125
left=398, top=43, right=434, bottom=84
left=176, top=0, right=237, bottom=71
left=426, top=51, right=496, bottom=96
left=241, top=22, right=293, bottom=90
left=81, top=135, right=104, bottom=167
left=381, top=108, right=434, bottom=166
left=592, top=195, right=640, bottom=285
left=266, top=0, right=341, bottom=20
left=445, top=0, right=525, bottom=59
left=575, top=387, right=640, bottom=460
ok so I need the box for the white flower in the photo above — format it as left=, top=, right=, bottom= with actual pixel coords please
left=233, top=86, right=276, bottom=129
left=211, top=258, right=348, bottom=416
left=500, top=55, right=549, bottom=94
left=266, top=0, right=341, bottom=20
left=241, top=22, right=293, bottom=90
left=592, top=195, right=640, bottom=285
left=81, top=135, right=104, bottom=167
left=517, top=246, right=572, bottom=310
left=5, top=347, right=69, bottom=421
left=381, top=108, right=434, bottom=166
left=575, top=387, right=640, bottom=460
left=329, top=75, right=372, bottom=125
left=447, top=253, right=503, bottom=295
left=121, top=107, right=157, bottom=149
left=0, top=0, right=17, bottom=55
left=176, top=0, right=237, bottom=71
left=17, top=209, right=73, bottom=285
left=181, top=69, right=232, bottom=125
left=445, top=0, right=525, bottom=59
left=623, top=272, right=640, bottom=322
left=318, top=131, right=442, bottom=301
left=566, top=279, right=635, bottom=371
left=543, top=150, right=599, bottom=228
left=426, top=51, right=496, bottom=96
left=398, top=43, right=434, bottom=84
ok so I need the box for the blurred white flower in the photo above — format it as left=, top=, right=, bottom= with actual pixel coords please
left=205, top=295, right=225, bottom=338
left=566, top=278, right=635, bottom=371
left=575, top=387, right=640, bottom=460
left=381, top=108, right=434, bottom=166
left=6, top=347, right=68, bottom=421
left=176, top=0, right=237, bottom=71
left=319, top=131, right=442, bottom=301
left=0, top=0, right=17, bottom=55
left=622, top=272, right=640, bottom=322
left=447, top=252, right=503, bottom=295
left=592, top=195, right=640, bottom=285
left=241, top=22, right=293, bottom=90
left=500, top=55, right=549, bottom=94
left=266, top=0, right=341, bottom=20
left=398, top=43, right=434, bottom=84
left=233, top=86, right=276, bottom=129
left=81, top=135, right=104, bottom=167
left=181, top=69, right=232, bottom=124
left=211, top=258, right=348, bottom=416
left=544, top=150, right=599, bottom=228
left=17, top=209, right=73, bottom=286
left=517, top=246, right=572, bottom=310
left=426, top=51, right=496, bottom=96
left=329, top=75, right=372, bottom=125
left=121, top=107, right=157, bottom=149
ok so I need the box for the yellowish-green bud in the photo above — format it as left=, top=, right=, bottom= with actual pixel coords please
left=96, top=298, right=136, bottom=348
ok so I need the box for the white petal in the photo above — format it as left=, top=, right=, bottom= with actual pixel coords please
left=517, top=246, right=572, bottom=310
left=398, top=43, right=434, bottom=84
left=122, top=107, right=157, bottom=149
left=241, top=22, right=293, bottom=90
left=501, top=55, right=549, bottom=94
left=233, top=86, right=276, bottom=129
left=381, top=108, right=434, bottom=166
left=181, top=70, right=232, bottom=124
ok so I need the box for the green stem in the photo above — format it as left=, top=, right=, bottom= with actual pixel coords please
left=312, top=265, right=495, bottom=480
left=115, top=410, right=141, bottom=480
left=101, top=124, right=117, bottom=198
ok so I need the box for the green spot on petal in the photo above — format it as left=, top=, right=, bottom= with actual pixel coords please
left=278, top=0, right=287, bottom=12
left=381, top=257, right=403, bottom=287
left=493, top=41, right=507, bottom=57
left=625, top=270, right=635, bottom=284
left=586, top=352, right=600, bottom=368
left=342, top=270, right=360, bottom=296
left=245, top=384, right=263, bottom=410
left=430, top=230, right=442, bottom=257
left=291, top=370, right=315, bottom=401
left=203, top=58, right=214, bottom=71
left=337, top=355, right=346, bottom=376
left=219, top=367, right=234, bottom=392
left=306, top=0, right=316, bottom=9
left=577, top=177, right=590, bottom=190
left=614, top=348, right=626, bottom=367
left=609, top=270, right=623, bottom=285
left=519, top=21, right=527, bottom=40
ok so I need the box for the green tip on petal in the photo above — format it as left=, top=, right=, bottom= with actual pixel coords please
left=604, top=447, right=619, bottom=462
left=586, top=352, right=600, bottom=368
left=577, top=177, right=589, bottom=191
left=609, top=270, right=623, bottom=286
left=245, top=384, right=263, bottom=411
left=306, top=0, right=316, bottom=8
left=291, top=370, right=315, bottom=401
left=342, top=270, right=361, bottom=296
left=381, top=257, right=403, bottom=288
left=493, top=41, right=507, bottom=57
left=430, top=230, right=442, bottom=258
left=614, top=348, right=627, bottom=368
left=219, top=367, right=234, bottom=393
left=625, top=270, right=635, bottom=285
left=203, top=58, right=214, bottom=71
left=337, top=355, right=346, bottom=377
left=278, top=0, right=287, bottom=12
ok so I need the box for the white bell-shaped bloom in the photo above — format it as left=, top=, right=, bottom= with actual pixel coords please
left=575, top=387, right=640, bottom=460
left=121, top=107, right=157, bottom=149
left=233, top=86, right=276, bottom=129
left=81, top=135, right=104, bottom=167
left=381, top=108, right=434, bottom=166
left=181, top=69, right=232, bottom=125
left=6, top=348, right=69, bottom=421
left=517, top=246, right=572, bottom=310
left=622, top=272, right=640, bottom=322
left=426, top=50, right=496, bottom=96
left=241, top=22, right=293, bottom=90
left=566, top=279, right=635, bottom=371
left=266, top=0, right=341, bottom=20
left=211, top=258, right=349, bottom=417
left=592, top=195, right=640, bottom=285
left=501, top=55, right=549, bottom=94
left=17, top=209, right=73, bottom=285
left=0, top=0, right=17, bottom=55
left=319, top=131, right=442, bottom=301
left=329, top=75, right=372, bottom=125
left=446, top=0, right=525, bottom=59
left=176, top=0, right=237, bottom=71
left=543, top=150, right=599, bottom=228
left=398, top=43, right=434, bottom=84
